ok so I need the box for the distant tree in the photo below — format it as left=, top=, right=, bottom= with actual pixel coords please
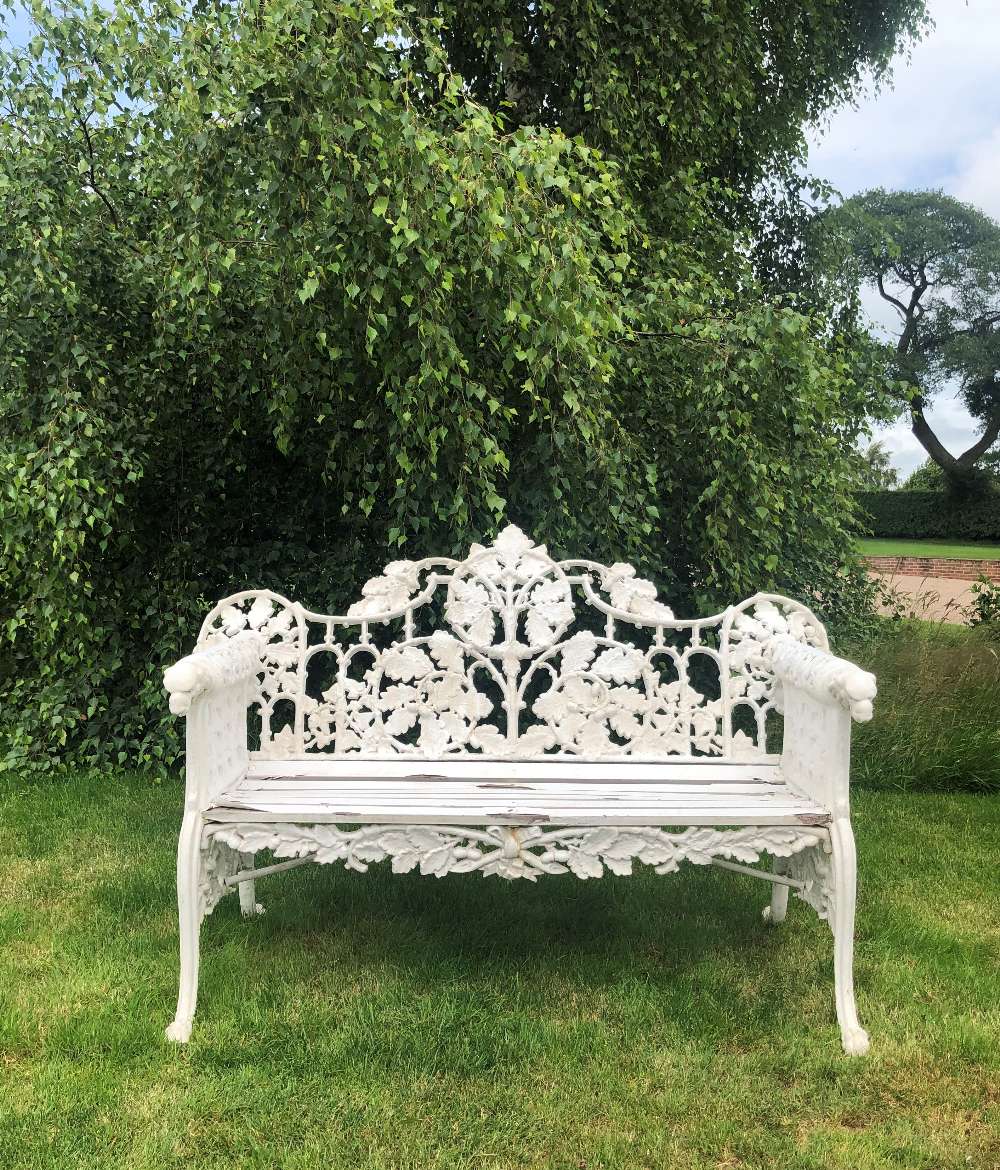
left=856, top=440, right=899, bottom=490
left=903, top=454, right=1000, bottom=492
left=839, top=190, right=1000, bottom=495
left=902, top=460, right=946, bottom=492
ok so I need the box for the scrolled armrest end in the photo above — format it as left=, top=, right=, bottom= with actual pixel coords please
left=163, top=632, right=265, bottom=717
left=842, top=672, right=877, bottom=723
left=771, top=635, right=876, bottom=723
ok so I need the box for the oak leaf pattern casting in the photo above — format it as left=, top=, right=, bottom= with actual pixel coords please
left=204, top=822, right=828, bottom=892
left=194, top=528, right=828, bottom=759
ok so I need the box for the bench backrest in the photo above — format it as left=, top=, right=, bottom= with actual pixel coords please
left=197, top=525, right=827, bottom=761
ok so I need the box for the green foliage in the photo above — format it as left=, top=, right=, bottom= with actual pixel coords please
left=966, top=576, right=1000, bottom=636
left=836, top=189, right=1000, bottom=481
left=856, top=491, right=1000, bottom=542
left=420, top=2, right=928, bottom=245
left=848, top=623, right=1000, bottom=793
left=0, top=0, right=925, bottom=771
left=902, top=461, right=947, bottom=492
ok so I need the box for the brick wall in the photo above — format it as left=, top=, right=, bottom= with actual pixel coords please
left=865, top=555, right=1000, bottom=582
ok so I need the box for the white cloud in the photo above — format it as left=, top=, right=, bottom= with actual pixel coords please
left=807, top=0, right=1000, bottom=199
left=952, top=125, right=1000, bottom=220
left=807, top=0, right=1000, bottom=476
left=858, top=283, right=903, bottom=342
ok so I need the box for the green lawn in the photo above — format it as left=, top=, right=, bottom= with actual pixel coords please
left=859, top=537, right=1000, bottom=560
left=1, top=772, right=997, bottom=1169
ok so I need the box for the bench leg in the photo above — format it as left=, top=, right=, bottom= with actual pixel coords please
left=830, top=819, right=870, bottom=1056
left=238, top=852, right=265, bottom=918
left=166, top=812, right=202, bottom=1043
left=761, top=857, right=789, bottom=924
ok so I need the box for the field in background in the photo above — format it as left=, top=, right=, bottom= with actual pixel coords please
left=859, top=537, right=1000, bottom=560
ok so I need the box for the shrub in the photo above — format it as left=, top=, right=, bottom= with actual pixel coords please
left=856, top=490, right=1000, bottom=542
left=966, top=575, right=1000, bottom=636
left=902, top=456, right=1000, bottom=492
left=0, top=1, right=897, bottom=772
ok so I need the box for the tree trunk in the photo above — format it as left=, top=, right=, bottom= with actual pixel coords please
left=910, top=397, right=1000, bottom=497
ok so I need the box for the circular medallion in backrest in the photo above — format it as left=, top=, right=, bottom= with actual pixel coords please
left=444, top=525, right=574, bottom=659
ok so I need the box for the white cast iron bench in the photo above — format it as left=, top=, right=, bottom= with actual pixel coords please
left=163, top=526, right=876, bottom=1052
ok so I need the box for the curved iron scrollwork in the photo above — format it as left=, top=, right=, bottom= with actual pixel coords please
left=197, top=526, right=827, bottom=759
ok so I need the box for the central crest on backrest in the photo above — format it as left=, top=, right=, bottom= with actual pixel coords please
left=444, top=526, right=573, bottom=658
left=345, top=525, right=574, bottom=658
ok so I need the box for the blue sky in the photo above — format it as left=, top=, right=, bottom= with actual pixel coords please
left=807, top=0, right=1000, bottom=478
left=5, top=2, right=998, bottom=478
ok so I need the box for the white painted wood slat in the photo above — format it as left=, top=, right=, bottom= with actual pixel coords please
left=247, top=758, right=784, bottom=782
left=231, top=782, right=788, bottom=799
left=205, top=808, right=826, bottom=827
left=207, top=775, right=829, bottom=827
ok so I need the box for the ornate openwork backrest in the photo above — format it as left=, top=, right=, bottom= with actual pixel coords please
left=197, top=526, right=828, bottom=761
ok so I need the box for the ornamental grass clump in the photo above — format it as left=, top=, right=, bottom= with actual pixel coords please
left=848, top=624, right=1000, bottom=793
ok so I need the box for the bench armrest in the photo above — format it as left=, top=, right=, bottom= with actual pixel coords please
left=770, top=636, right=876, bottom=723
left=771, top=636, right=875, bottom=818
left=165, top=632, right=265, bottom=811
left=164, top=632, right=265, bottom=716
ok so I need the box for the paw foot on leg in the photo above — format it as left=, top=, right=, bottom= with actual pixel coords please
left=762, top=894, right=787, bottom=925
left=841, top=1025, right=870, bottom=1056
left=165, top=1016, right=193, bottom=1043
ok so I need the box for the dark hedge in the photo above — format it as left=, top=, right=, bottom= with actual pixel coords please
left=857, top=491, right=1000, bottom=542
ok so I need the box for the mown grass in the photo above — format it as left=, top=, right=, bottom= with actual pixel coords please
left=858, top=537, right=1000, bottom=560
left=1, top=771, right=998, bottom=1170
left=846, top=621, right=1000, bottom=793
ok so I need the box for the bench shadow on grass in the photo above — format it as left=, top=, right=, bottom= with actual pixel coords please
left=180, top=858, right=839, bottom=1064
left=22, top=822, right=821, bottom=1065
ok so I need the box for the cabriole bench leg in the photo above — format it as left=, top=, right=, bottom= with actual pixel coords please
left=238, top=851, right=265, bottom=918
left=762, top=856, right=789, bottom=924
left=166, top=811, right=203, bottom=1043
left=830, top=818, right=870, bottom=1056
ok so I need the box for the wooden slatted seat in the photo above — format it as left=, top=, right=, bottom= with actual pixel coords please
left=209, top=762, right=828, bottom=826
left=163, top=525, right=877, bottom=1053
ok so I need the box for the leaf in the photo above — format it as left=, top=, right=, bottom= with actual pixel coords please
left=592, top=646, right=644, bottom=683
left=469, top=724, right=506, bottom=753
left=518, top=725, right=557, bottom=754
left=247, top=596, right=275, bottom=628
left=417, top=715, right=452, bottom=754
left=297, top=276, right=320, bottom=303
left=382, top=645, right=433, bottom=682
left=560, top=631, right=597, bottom=673
left=566, top=850, right=604, bottom=879
left=525, top=607, right=554, bottom=647
left=219, top=606, right=248, bottom=636
left=383, top=706, right=417, bottom=735
left=427, top=630, right=464, bottom=671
